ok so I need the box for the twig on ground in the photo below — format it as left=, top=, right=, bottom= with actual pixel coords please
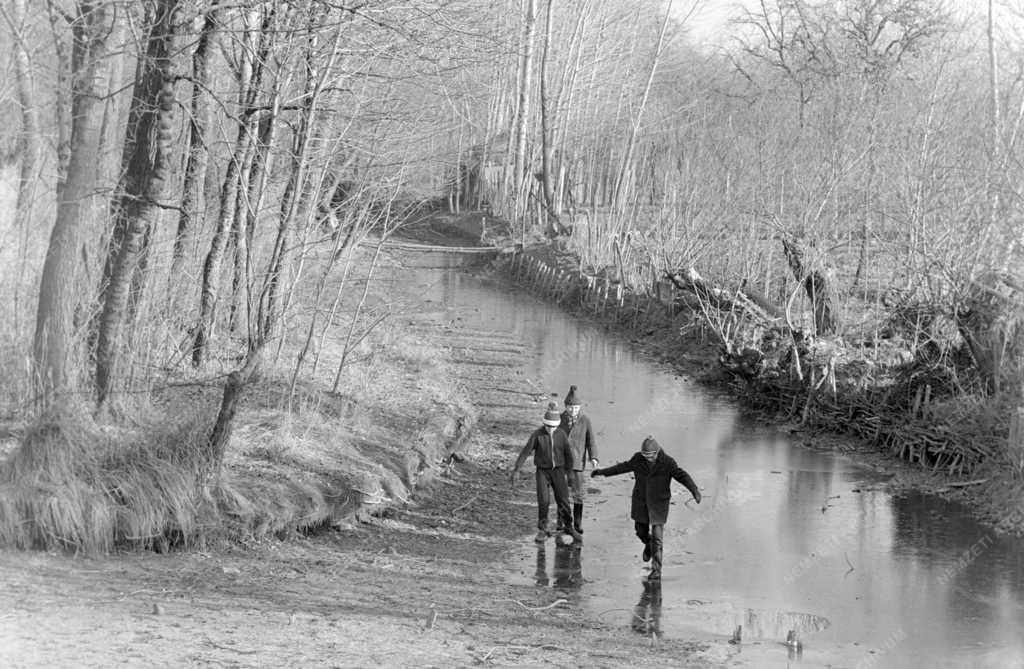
left=479, top=644, right=528, bottom=662
left=844, top=552, right=855, bottom=576
left=498, top=597, right=568, bottom=612
left=452, top=494, right=479, bottom=514
left=204, top=637, right=260, bottom=655
left=595, top=608, right=631, bottom=618
left=479, top=641, right=567, bottom=662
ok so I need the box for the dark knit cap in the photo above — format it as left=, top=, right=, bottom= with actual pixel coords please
left=641, top=436, right=661, bottom=453
left=564, top=385, right=581, bottom=406
left=543, top=402, right=561, bottom=427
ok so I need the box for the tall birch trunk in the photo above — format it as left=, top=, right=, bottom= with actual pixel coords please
left=538, top=0, right=559, bottom=233
left=95, top=0, right=181, bottom=405
left=191, top=8, right=271, bottom=367
left=170, top=1, right=221, bottom=282
left=512, top=0, right=537, bottom=229
left=612, top=0, right=673, bottom=214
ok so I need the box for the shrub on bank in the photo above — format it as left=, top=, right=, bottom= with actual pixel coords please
left=510, top=247, right=1024, bottom=522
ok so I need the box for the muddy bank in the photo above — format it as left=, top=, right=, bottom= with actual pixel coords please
left=498, top=247, right=1024, bottom=537
left=0, top=466, right=724, bottom=668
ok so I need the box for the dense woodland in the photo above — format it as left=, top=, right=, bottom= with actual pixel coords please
left=0, top=0, right=1022, bottom=549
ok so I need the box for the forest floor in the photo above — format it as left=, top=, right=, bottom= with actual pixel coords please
left=0, top=215, right=734, bottom=668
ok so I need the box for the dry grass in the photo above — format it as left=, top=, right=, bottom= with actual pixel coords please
left=0, top=399, right=214, bottom=553
left=0, top=245, right=477, bottom=554
left=0, top=326, right=475, bottom=555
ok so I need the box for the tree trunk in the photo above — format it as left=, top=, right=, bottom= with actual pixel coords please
left=986, top=0, right=1001, bottom=266
left=7, top=0, right=44, bottom=336
left=228, top=121, right=259, bottom=334
left=261, top=14, right=340, bottom=341
left=612, top=0, right=673, bottom=214
left=1010, top=405, right=1024, bottom=475
left=96, top=14, right=129, bottom=190
left=781, top=237, right=840, bottom=335
left=8, top=0, right=43, bottom=226
left=192, top=8, right=271, bottom=367
left=511, top=0, right=537, bottom=229
left=205, top=348, right=261, bottom=479
left=538, top=0, right=560, bottom=235
left=44, top=0, right=72, bottom=197
left=94, top=0, right=181, bottom=405
left=170, top=1, right=221, bottom=282
left=32, top=1, right=114, bottom=401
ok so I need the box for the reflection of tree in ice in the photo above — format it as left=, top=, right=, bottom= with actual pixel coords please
left=692, top=602, right=831, bottom=640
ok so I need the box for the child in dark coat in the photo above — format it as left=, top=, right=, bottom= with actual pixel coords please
left=559, top=385, right=599, bottom=534
left=511, top=402, right=583, bottom=544
left=591, top=435, right=700, bottom=580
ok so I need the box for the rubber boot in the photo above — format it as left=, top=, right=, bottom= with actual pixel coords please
left=572, top=503, right=584, bottom=535
left=537, top=507, right=551, bottom=542
left=558, top=507, right=582, bottom=545
left=648, top=527, right=663, bottom=580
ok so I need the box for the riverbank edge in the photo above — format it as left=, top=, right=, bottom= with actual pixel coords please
left=498, top=247, right=1024, bottom=537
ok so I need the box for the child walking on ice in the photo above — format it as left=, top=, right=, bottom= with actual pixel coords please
left=591, top=435, right=700, bottom=579
left=511, top=402, right=583, bottom=545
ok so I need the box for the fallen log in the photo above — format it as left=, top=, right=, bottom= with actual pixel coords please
left=944, top=479, right=988, bottom=488
left=665, top=267, right=783, bottom=327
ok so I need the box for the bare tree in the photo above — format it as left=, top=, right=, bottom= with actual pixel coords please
left=94, top=0, right=183, bottom=405
left=33, top=1, right=115, bottom=401
left=537, top=0, right=559, bottom=234
left=170, top=0, right=222, bottom=283
left=1, top=0, right=45, bottom=336
left=3, top=0, right=43, bottom=227
left=611, top=0, right=675, bottom=214
left=511, top=0, right=537, bottom=229
left=192, top=6, right=273, bottom=367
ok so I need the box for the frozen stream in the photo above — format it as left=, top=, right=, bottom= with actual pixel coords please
left=404, top=252, right=1024, bottom=668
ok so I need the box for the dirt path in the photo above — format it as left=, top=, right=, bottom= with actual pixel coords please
left=0, top=267, right=732, bottom=668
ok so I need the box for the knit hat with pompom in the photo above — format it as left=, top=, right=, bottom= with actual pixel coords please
left=543, top=402, right=561, bottom=427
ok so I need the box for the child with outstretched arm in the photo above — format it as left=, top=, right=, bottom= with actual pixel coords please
left=591, top=435, right=700, bottom=579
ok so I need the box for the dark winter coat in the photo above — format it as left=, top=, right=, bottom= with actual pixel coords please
left=559, top=411, right=598, bottom=471
left=513, top=426, right=574, bottom=471
left=595, top=450, right=699, bottom=525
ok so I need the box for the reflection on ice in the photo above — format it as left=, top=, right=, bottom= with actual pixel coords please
left=683, top=600, right=830, bottom=642
left=534, top=544, right=583, bottom=590
left=631, top=581, right=662, bottom=636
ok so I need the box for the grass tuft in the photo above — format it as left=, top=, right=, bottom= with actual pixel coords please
left=0, top=399, right=214, bottom=554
